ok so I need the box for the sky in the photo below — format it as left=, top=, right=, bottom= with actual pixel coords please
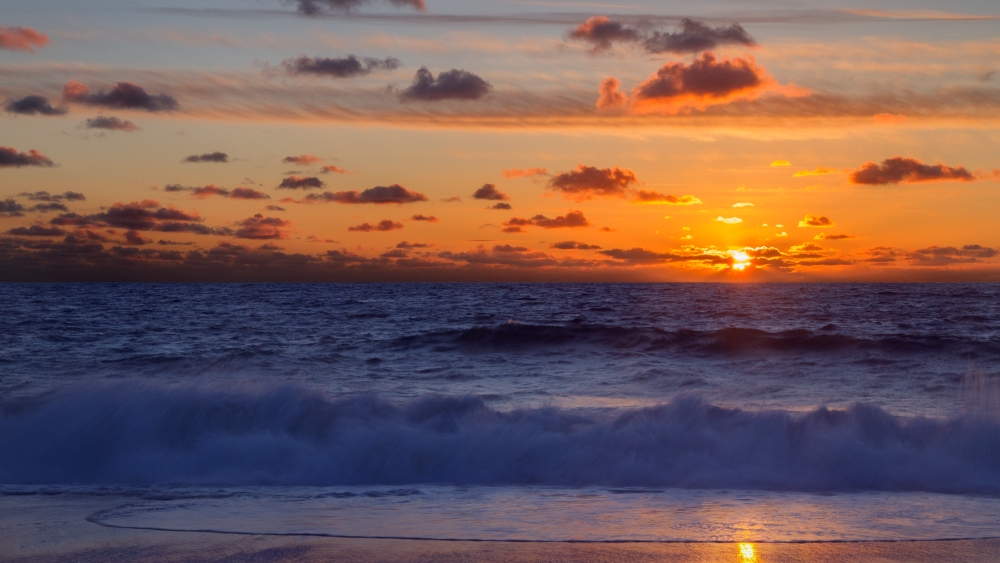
left=1, top=0, right=999, bottom=281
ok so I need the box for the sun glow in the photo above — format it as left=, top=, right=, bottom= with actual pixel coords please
left=738, top=542, right=757, bottom=561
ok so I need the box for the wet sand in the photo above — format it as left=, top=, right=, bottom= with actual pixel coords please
left=3, top=494, right=999, bottom=563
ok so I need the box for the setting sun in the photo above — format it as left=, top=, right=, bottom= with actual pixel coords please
left=739, top=542, right=757, bottom=562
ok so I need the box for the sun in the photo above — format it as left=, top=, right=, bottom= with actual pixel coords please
left=738, top=542, right=757, bottom=561
left=729, top=250, right=751, bottom=271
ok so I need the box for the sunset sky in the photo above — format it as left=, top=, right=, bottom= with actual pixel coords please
left=2, top=0, right=999, bottom=281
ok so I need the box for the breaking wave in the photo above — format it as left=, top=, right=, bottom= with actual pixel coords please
left=1, top=381, right=998, bottom=493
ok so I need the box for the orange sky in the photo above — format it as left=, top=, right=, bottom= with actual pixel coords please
left=1, top=0, right=999, bottom=281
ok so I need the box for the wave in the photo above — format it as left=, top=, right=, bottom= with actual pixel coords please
left=393, top=322, right=1000, bottom=357
left=1, top=381, right=998, bottom=493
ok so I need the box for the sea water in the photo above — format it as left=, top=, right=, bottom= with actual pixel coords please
left=1, top=283, right=998, bottom=542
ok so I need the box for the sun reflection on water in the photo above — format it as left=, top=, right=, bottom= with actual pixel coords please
left=738, top=542, right=757, bottom=562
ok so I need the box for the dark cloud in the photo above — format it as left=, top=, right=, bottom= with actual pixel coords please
left=599, top=247, right=729, bottom=265
left=50, top=200, right=227, bottom=236
left=28, top=202, right=69, bottom=213
left=643, top=19, right=756, bottom=54
left=552, top=241, right=601, bottom=250
left=265, top=204, right=286, bottom=211
left=490, top=202, right=512, bottom=210
left=19, top=191, right=85, bottom=202
left=548, top=165, right=639, bottom=200
left=907, top=244, right=998, bottom=266
left=83, top=116, right=139, bottom=132
left=569, top=16, right=641, bottom=52
left=633, top=52, right=766, bottom=104
left=473, top=183, right=510, bottom=201
left=410, top=214, right=439, bottom=222
left=502, top=210, right=589, bottom=232
left=849, top=157, right=976, bottom=185
left=290, top=0, right=425, bottom=16
left=348, top=219, right=404, bottom=232
left=0, top=147, right=54, bottom=168
left=165, top=184, right=270, bottom=200
left=278, top=176, right=325, bottom=190
left=567, top=17, right=755, bottom=55
left=4, top=95, right=66, bottom=116
left=815, top=233, right=856, bottom=240
left=380, top=249, right=408, bottom=258
left=235, top=214, right=293, bottom=239
left=633, top=191, right=702, bottom=205
left=396, top=241, right=428, bottom=249
left=48, top=213, right=89, bottom=226
left=183, top=152, right=229, bottom=163
left=62, top=81, right=179, bottom=112
left=299, top=184, right=427, bottom=203
left=502, top=168, right=547, bottom=179
left=798, top=214, right=835, bottom=228
left=124, top=230, right=152, bottom=246
left=7, top=225, right=66, bottom=237
left=322, top=165, right=348, bottom=174
left=282, top=154, right=322, bottom=164
left=282, top=55, right=400, bottom=78
left=0, top=24, right=49, bottom=52
left=399, top=67, right=492, bottom=102
left=230, top=187, right=271, bottom=200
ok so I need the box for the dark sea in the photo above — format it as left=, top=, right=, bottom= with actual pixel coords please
left=2, top=283, right=999, bottom=543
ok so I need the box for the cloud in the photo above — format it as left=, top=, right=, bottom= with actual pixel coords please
left=282, top=55, right=400, bottom=78
left=62, top=81, right=179, bottom=112
left=790, top=242, right=824, bottom=252
left=502, top=168, right=547, bottom=179
left=348, top=219, right=404, bottom=232
left=907, top=244, right=998, bottom=266
left=235, top=214, right=293, bottom=239
left=410, top=214, right=438, bottom=222
left=83, top=116, right=139, bottom=132
left=278, top=176, right=325, bottom=190
left=437, top=245, right=575, bottom=269
left=0, top=199, right=26, bottom=218
left=770, top=160, right=791, bottom=167
left=282, top=154, right=322, bottom=164
left=183, top=152, right=229, bottom=163
left=472, top=183, right=510, bottom=201
left=815, top=233, right=856, bottom=240
left=568, top=16, right=640, bottom=53
left=551, top=241, right=601, bottom=250
left=633, top=191, right=702, bottom=205
left=290, top=0, right=425, bottom=16
left=124, top=230, right=152, bottom=246
left=794, top=166, right=841, bottom=177
left=643, top=19, right=756, bottom=54
left=548, top=165, right=639, bottom=200
left=631, top=53, right=774, bottom=111
left=0, top=24, right=49, bottom=53
left=596, top=78, right=629, bottom=110
left=396, top=241, right=428, bottom=249
left=19, top=191, right=85, bottom=202
left=798, top=214, right=835, bottom=227
left=598, top=247, right=728, bottom=265
left=849, top=157, right=976, bottom=185
left=567, top=17, right=755, bottom=55
left=48, top=199, right=228, bottom=236
left=716, top=216, right=743, bottom=224
left=490, top=202, right=512, bottom=210
left=165, top=184, right=271, bottom=200
left=4, top=95, right=66, bottom=115
left=732, top=202, right=754, bottom=208
left=0, top=147, right=54, bottom=168
left=502, top=210, right=589, bottom=231
left=298, top=184, right=427, bottom=204
left=7, top=225, right=66, bottom=237
left=399, top=67, right=492, bottom=102
left=27, top=202, right=68, bottom=213
left=265, top=204, right=286, bottom=211
left=321, top=165, right=348, bottom=174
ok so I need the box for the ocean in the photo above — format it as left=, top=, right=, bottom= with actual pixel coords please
left=2, top=283, right=999, bottom=551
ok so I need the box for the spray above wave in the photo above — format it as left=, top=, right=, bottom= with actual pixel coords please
left=1, top=381, right=998, bottom=493
left=394, top=322, right=1000, bottom=358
